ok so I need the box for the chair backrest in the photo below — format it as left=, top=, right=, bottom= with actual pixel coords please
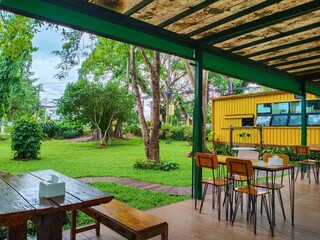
left=195, top=152, right=219, bottom=170
left=226, top=158, right=254, bottom=178
left=292, top=145, right=310, bottom=155
left=237, top=150, right=259, bottom=160
left=262, top=153, right=289, bottom=164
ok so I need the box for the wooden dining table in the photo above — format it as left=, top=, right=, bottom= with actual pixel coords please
left=0, top=169, right=114, bottom=240
left=217, top=155, right=296, bottom=236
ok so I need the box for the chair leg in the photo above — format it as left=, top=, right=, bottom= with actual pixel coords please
left=252, top=196, right=257, bottom=235
left=231, top=192, right=242, bottom=225
left=212, top=185, right=215, bottom=209
left=277, top=189, right=286, bottom=220
left=262, top=195, right=272, bottom=233
left=217, top=187, right=221, bottom=220
left=295, top=165, right=300, bottom=181
left=199, top=184, right=208, bottom=213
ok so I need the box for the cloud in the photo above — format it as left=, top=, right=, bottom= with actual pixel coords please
left=31, top=26, right=77, bottom=102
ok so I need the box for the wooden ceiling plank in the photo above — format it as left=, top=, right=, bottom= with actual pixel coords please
left=158, top=0, right=218, bottom=28
left=185, top=0, right=280, bottom=38
left=261, top=46, right=320, bottom=63
left=246, top=36, right=320, bottom=58
left=281, top=62, right=320, bottom=72
left=229, top=21, right=320, bottom=52
left=271, top=55, right=320, bottom=68
left=198, top=1, right=320, bottom=45
left=124, top=0, right=154, bottom=16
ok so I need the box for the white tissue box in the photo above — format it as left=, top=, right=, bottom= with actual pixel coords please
left=268, top=156, right=283, bottom=165
left=39, top=177, right=65, bottom=198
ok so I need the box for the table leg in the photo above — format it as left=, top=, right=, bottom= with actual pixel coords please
left=7, top=222, right=27, bottom=240
left=290, top=167, right=295, bottom=225
left=270, top=171, right=275, bottom=236
left=35, top=211, right=66, bottom=240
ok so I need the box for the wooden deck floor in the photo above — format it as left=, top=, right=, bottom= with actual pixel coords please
left=63, top=176, right=320, bottom=240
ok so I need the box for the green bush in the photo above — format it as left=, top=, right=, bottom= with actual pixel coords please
left=133, top=160, right=179, bottom=171
left=56, top=122, right=83, bottom=139
left=160, top=123, right=172, bottom=140
left=41, top=120, right=57, bottom=138
left=11, top=118, right=43, bottom=160
left=124, top=124, right=142, bottom=137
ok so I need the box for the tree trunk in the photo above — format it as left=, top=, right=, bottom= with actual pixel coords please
left=113, top=118, right=124, bottom=139
left=148, top=51, right=161, bottom=162
left=184, top=60, right=211, bottom=153
left=129, top=45, right=150, bottom=157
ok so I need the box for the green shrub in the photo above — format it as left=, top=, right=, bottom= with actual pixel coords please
left=160, top=123, right=172, bottom=140
left=133, top=160, right=179, bottom=171
left=155, top=161, right=179, bottom=171
left=11, top=118, right=43, bottom=160
left=41, top=120, right=57, bottom=138
left=213, top=144, right=231, bottom=155
left=124, top=124, right=142, bottom=137
left=56, top=122, right=83, bottom=139
left=171, top=125, right=186, bottom=141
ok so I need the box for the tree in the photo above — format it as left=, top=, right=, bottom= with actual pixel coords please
left=0, top=12, right=39, bottom=125
left=58, top=79, right=134, bottom=145
left=130, top=46, right=161, bottom=162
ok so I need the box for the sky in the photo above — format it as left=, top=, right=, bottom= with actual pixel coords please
left=31, top=27, right=77, bottom=106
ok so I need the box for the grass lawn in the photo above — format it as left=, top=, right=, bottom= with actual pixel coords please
left=0, top=137, right=194, bottom=237
left=0, top=137, right=195, bottom=186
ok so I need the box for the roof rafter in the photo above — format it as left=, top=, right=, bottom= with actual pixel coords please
left=271, top=55, right=320, bottom=68
left=230, top=21, right=320, bottom=53
left=186, top=0, right=280, bottom=38
left=198, top=1, right=320, bottom=46
left=158, top=0, right=218, bottom=28
left=246, top=36, right=320, bottom=58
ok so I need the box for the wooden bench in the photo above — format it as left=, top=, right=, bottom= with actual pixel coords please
left=70, top=199, right=168, bottom=240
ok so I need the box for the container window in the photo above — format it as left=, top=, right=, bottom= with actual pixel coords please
left=257, top=103, right=271, bottom=114
left=290, top=101, right=301, bottom=114
left=307, top=100, right=320, bottom=113
left=272, top=102, right=289, bottom=114
left=271, top=115, right=289, bottom=126
left=307, top=114, right=320, bottom=126
left=255, top=115, right=271, bottom=126
left=288, top=115, right=301, bottom=126
left=242, top=118, right=254, bottom=126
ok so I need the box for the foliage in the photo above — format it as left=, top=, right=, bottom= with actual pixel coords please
left=55, top=121, right=83, bottom=139
left=160, top=124, right=192, bottom=142
left=123, top=124, right=142, bottom=137
left=0, top=13, right=40, bottom=121
left=58, top=79, right=134, bottom=145
left=213, top=144, right=231, bottom=155
left=11, top=118, right=43, bottom=160
left=133, top=160, right=179, bottom=171
left=41, top=120, right=57, bottom=138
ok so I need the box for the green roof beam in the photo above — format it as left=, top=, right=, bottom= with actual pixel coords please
left=0, top=0, right=195, bottom=59
left=203, top=51, right=301, bottom=94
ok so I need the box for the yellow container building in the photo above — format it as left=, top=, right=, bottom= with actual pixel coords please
left=211, top=91, right=320, bottom=147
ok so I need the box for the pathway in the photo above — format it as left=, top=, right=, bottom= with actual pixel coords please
left=78, top=176, right=192, bottom=196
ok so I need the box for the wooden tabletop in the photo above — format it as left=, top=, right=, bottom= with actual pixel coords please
left=217, top=155, right=295, bottom=171
left=0, top=169, right=114, bottom=227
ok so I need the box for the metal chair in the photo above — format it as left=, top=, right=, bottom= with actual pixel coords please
left=293, top=145, right=317, bottom=184
left=226, top=158, right=272, bottom=235
left=195, top=152, right=229, bottom=220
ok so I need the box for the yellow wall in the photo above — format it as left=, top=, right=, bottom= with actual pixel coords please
left=211, top=91, right=320, bottom=147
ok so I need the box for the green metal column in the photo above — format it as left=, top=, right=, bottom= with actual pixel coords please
left=301, top=82, right=307, bottom=146
left=193, top=48, right=203, bottom=200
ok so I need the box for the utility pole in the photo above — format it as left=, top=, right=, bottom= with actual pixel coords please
left=35, top=84, right=43, bottom=121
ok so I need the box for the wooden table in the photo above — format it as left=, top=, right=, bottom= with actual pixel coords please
left=217, top=155, right=295, bottom=235
left=0, top=169, right=114, bottom=240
